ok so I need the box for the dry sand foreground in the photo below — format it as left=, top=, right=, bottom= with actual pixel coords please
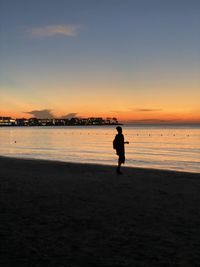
left=1, top=156, right=200, bottom=267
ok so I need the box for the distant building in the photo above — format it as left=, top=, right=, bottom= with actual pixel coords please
left=0, top=117, right=16, bottom=126
left=1, top=116, right=120, bottom=126
left=38, top=119, right=53, bottom=126
left=105, top=117, right=118, bottom=125
left=15, top=118, right=29, bottom=126
left=53, top=119, right=67, bottom=126
left=28, top=118, right=39, bottom=126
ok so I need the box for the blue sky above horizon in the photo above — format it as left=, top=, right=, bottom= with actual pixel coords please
left=0, top=0, right=200, bottom=123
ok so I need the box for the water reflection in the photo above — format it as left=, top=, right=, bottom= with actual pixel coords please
left=0, top=126, right=199, bottom=173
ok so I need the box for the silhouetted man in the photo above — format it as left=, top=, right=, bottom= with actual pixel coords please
left=113, top=126, right=129, bottom=174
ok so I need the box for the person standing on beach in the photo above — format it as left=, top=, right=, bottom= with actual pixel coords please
left=113, top=126, right=129, bottom=174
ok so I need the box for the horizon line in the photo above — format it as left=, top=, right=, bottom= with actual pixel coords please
left=1, top=115, right=200, bottom=126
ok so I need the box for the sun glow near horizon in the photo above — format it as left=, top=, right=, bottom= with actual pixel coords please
left=1, top=79, right=200, bottom=124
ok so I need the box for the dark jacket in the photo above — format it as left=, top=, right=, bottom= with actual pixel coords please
left=113, top=133, right=125, bottom=155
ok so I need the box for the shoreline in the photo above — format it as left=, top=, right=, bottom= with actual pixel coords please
left=0, top=155, right=200, bottom=175
left=1, top=156, right=200, bottom=266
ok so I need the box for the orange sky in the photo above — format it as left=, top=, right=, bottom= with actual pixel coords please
left=1, top=79, right=200, bottom=124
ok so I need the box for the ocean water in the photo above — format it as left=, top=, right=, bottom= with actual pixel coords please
left=0, top=125, right=199, bottom=173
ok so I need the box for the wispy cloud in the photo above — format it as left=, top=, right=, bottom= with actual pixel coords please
left=110, top=110, right=126, bottom=114
left=124, top=119, right=178, bottom=124
left=25, top=109, right=54, bottom=119
left=134, top=108, right=162, bottom=112
left=111, top=108, right=163, bottom=114
left=27, top=24, right=81, bottom=38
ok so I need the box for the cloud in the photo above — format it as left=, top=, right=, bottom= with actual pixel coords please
left=110, top=110, right=125, bottom=113
left=25, top=109, right=54, bottom=119
left=134, top=108, right=162, bottom=112
left=25, top=110, right=79, bottom=119
left=124, top=118, right=178, bottom=124
left=27, top=24, right=81, bottom=38
left=111, top=108, right=163, bottom=114
left=60, top=113, right=78, bottom=119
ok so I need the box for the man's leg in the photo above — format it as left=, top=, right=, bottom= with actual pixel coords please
left=117, top=158, right=122, bottom=174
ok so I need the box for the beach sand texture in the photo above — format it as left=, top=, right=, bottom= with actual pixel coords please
left=1, top=156, right=200, bottom=266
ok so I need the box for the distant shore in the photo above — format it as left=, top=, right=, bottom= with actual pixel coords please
left=0, top=124, right=121, bottom=127
left=0, top=116, right=120, bottom=127
left=1, top=156, right=200, bottom=266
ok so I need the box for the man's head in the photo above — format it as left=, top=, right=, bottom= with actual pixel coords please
left=116, top=126, right=122, bottom=133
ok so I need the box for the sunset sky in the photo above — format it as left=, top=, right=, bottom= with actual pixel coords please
left=0, top=0, right=200, bottom=124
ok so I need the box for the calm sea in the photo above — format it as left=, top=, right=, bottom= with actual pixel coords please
left=0, top=125, right=199, bottom=173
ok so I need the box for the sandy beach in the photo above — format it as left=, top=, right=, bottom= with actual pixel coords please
left=1, top=156, right=200, bottom=267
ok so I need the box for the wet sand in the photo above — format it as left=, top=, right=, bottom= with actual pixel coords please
left=1, top=156, right=200, bottom=266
